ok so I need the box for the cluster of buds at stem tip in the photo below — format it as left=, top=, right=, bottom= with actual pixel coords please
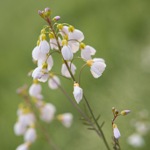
left=112, top=107, right=131, bottom=140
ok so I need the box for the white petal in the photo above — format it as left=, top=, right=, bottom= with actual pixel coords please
left=90, top=60, right=106, bottom=78
left=14, top=122, right=27, bottom=136
left=50, top=37, right=61, bottom=50
left=32, top=46, right=40, bottom=61
left=29, top=83, right=42, bottom=97
left=69, top=29, right=84, bottom=42
left=73, top=86, right=83, bottom=104
left=68, top=41, right=79, bottom=53
left=61, top=62, right=76, bottom=78
left=16, top=143, right=29, bottom=150
left=40, top=103, right=56, bottom=122
left=24, top=128, right=37, bottom=143
left=48, top=76, right=60, bottom=89
left=39, top=40, right=50, bottom=54
left=113, top=127, right=121, bottom=139
left=61, top=45, right=73, bottom=60
left=60, top=26, right=69, bottom=36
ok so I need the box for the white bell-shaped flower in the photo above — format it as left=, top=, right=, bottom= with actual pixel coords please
left=61, top=62, right=76, bottom=78
left=39, top=40, right=50, bottom=54
left=68, top=40, right=80, bottom=53
left=61, top=45, right=73, bottom=61
left=48, top=75, right=61, bottom=89
left=73, top=83, right=83, bottom=104
left=113, top=124, right=121, bottom=139
left=32, top=66, right=49, bottom=82
left=16, top=143, right=29, bottom=150
left=81, top=44, right=96, bottom=60
left=87, top=58, right=106, bottom=78
left=37, top=55, right=53, bottom=71
left=14, top=122, right=27, bottom=136
left=24, top=127, right=37, bottom=143
left=57, top=113, right=73, bottom=128
left=40, top=103, right=56, bottom=123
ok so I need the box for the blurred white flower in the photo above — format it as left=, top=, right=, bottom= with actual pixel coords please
left=48, top=75, right=60, bottom=89
left=87, top=58, right=106, bottom=78
left=16, top=143, right=29, bottom=150
left=18, top=113, right=35, bottom=127
left=24, top=127, right=37, bottom=143
left=127, top=133, right=145, bottom=147
left=113, top=124, right=121, bottom=139
left=61, top=62, right=76, bottom=78
left=120, top=110, right=131, bottom=116
left=73, top=83, right=83, bottom=104
left=29, top=83, right=43, bottom=99
left=40, top=103, right=56, bottom=123
left=57, top=113, right=73, bottom=128
left=14, top=122, right=27, bottom=136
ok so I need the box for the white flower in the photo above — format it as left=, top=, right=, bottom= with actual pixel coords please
left=61, top=45, right=73, bottom=61
left=37, top=55, right=53, bottom=71
left=18, top=113, right=35, bottom=127
left=40, top=103, right=56, bottom=123
left=32, top=67, right=49, bottom=82
left=81, top=45, right=96, bottom=60
left=127, top=133, right=145, bottom=147
left=113, top=124, right=121, bottom=139
left=57, top=113, right=73, bottom=128
left=29, top=83, right=43, bottom=99
left=39, top=40, right=50, bottom=54
left=50, top=37, right=61, bottom=50
left=68, top=40, right=80, bottom=53
left=68, top=27, right=84, bottom=42
left=48, top=75, right=61, bottom=89
left=87, top=58, right=106, bottom=78
left=73, top=83, right=83, bottom=104
left=16, top=143, right=29, bottom=150
left=14, top=122, right=27, bottom=136
left=24, top=127, right=37, bottom=143
left=32, top=46, right=46, bottom=61
left=61, top=62, right=76, bottom=78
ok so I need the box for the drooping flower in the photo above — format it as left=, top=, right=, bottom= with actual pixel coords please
left=57, top=113, right=73, bottom=128
left=73, top=83, right=83, bottom=104
left=39, top=36, right=50, bottom=54
left=61, top=39, right=73, bottom=61
left=24, top=127, right=37, bottom=143
left=86, top=58, right=106, bottom=78
left=113, top=124, right=121, bottom=139
left=48, top=75, right=61, bottom=89
left=61, top=62, right=76, bottom=78
left=40, top=103, right=56, bottom=123
left=80, top=43, right=96, bottom=60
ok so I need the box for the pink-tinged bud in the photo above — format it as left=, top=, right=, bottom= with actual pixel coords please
left=38, top=10, right=45, bottom=18
left=121, top=110, right=131, bottom=116
left=44, top=7, right=51, bottom=17
left=53, top=16, right=61, bottom=21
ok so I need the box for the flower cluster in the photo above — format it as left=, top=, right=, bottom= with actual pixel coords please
left=31, top=8, right=106, bottom=104
left=15, top=85, right=73, bottom=150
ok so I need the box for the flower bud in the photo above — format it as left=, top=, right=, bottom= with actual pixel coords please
left=44, top=7, right=51, bottom=17
left=121, top=110, right=131, bottom=116
left=53, top=16, right=61, bottom=21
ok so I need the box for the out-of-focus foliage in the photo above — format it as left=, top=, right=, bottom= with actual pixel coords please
left=0, top=0, right=150, bottom=149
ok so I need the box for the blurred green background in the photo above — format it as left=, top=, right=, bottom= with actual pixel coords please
left=1, top=0, right=150, bottom=149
